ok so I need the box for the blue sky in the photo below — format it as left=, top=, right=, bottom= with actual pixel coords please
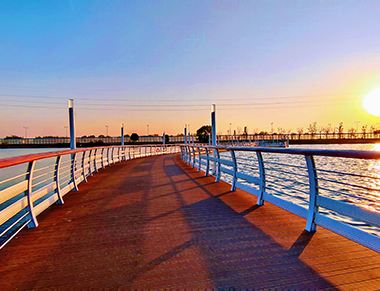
left=1, top=0, right=380, bottom=137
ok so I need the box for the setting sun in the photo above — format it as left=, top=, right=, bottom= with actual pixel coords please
left=362, top=87, right=380, bottom=117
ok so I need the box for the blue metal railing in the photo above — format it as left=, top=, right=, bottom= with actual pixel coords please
left=0, top=144, right=180, bottom=249
left=181, top=145, right=380, bottom=253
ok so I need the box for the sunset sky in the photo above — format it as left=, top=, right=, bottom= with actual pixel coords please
left=1, top=1, right=380, bottom=138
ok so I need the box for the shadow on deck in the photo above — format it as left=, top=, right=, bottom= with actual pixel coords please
left=1, top=154, right=380, bottom=290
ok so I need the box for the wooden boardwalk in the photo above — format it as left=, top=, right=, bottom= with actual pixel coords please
left=1, top=154, right=380, bottom=290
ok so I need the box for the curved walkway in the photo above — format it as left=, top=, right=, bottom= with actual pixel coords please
left=1, top=154, right=380, bottom=290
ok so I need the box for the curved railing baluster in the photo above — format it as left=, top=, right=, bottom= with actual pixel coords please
left=71, top=153, right=79, bottom=191
left=205, top=148, right=210, bottom=177
left=230, top=150, right=237, bottom=191
left=55, top=155, right=64, bottom=205
left=93, top=149, right=96, bottom=173
left=215, top=148, right=221, bottom=182
left=197, top=147, right=201, bottom=172
left=82, top=151, right=87, bottom=183
left=105, top=148, right=110, bottom=166
left=191, top=147, right=195, bottom=168
left=256, top=151, right=265, bottom=206
left=88, top=149, right=93, bottom=176
left=100, top=148, right=104, bottom=169
left=305, top=155, right=318, bottom=232
left=26, top=161, right=38, bottom=228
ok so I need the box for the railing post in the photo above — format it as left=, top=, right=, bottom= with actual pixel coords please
left=26, top=161, right=38, bottom=228
left=230, top=150, right=237, bottom=191
left=55, top=156, right=64, bottom=205
left=120, top=146, right=124, bottom=162
left=82, top=151, right=87, bottom=183
left=256, top=151, right=265, bottom=205
left=215, top=148, right=221, bottom=182
left=305, top=155, right=319, bottom=232
left=106, top=148, right=110, bottom=166
left=71, top=153, right=79, bottom=191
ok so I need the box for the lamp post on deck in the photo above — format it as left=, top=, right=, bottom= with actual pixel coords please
left=68, top=99, right=76, bottom=149
left=211, top=104, right=216, bottom=146
left=121, top=124, right=124, bottom=146
left=184, top=124, right=187, bottom=145
left=105, top=125, right=109, bottom=137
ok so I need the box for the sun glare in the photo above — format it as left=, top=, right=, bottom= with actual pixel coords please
left=362, top=87, right=380, bottom=116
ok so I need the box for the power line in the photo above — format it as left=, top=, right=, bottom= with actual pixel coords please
left=0, top=92, right=358, bottom=103
left=0, top=99, right=356, bottom=111
left=0, top=95, right=357, bottom=108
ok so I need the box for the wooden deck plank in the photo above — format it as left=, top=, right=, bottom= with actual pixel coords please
left=1, top=153, right=380, bottom=289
